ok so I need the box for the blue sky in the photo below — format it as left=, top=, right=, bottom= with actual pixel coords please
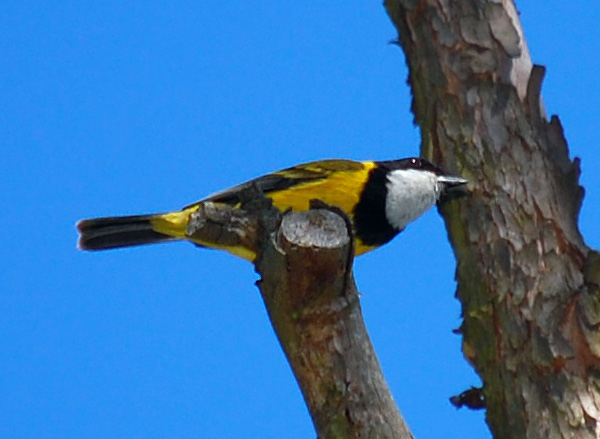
left=2, top=2, right=599, bottom=438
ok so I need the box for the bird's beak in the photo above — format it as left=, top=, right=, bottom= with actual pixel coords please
left=437, top=175, right=468, bottom=188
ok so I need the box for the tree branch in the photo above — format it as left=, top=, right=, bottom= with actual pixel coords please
left=384, top=1, right=600, bottom=438
left=255, top=208, right=412, bottom=439
left=187, top=196, right=413, bottom=438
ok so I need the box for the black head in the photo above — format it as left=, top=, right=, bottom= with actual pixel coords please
left=377, top=157, right=468, bottom=192
left=377, top=157, right=446, bottom=176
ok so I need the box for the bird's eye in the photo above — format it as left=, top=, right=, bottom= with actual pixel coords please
left=411, top=158, right=417, bottom=165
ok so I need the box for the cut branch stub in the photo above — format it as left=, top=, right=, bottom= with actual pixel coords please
left=256, top=208, right=412, bottom=439
left=276, top=209, right=352, bottom=309
left=185, top=185, right=280, bottom=259
left=186, top=201, right=261, bottom=251
left=186, top=194, right=412, bottom=438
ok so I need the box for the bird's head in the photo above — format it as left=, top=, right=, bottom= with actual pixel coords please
left=379, top=157, right=467, bottom=231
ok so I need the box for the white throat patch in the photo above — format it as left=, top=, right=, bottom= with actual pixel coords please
left=384, top=169, right=440, bottom=231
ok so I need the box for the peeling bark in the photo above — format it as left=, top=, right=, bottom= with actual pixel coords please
left=384, top=1, right=600, bottom=438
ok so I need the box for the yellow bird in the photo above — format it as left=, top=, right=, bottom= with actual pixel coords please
left=77, top=157, right=467, bottom=261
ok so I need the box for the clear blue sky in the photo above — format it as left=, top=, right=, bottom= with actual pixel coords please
left=2, top=2, right=599, bottom=438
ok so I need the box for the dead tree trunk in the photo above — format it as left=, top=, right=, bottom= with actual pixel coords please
left=384, top=1, right=600, bottom=438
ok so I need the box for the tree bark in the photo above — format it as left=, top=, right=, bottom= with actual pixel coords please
left=186, top=199, right=413, bottom=438
left=255, top=209, right=413, bottom=439
left=383, top=1, right=600, bottom=438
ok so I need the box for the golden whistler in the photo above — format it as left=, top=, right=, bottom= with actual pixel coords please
left=77, top=157, right=467, bottom=261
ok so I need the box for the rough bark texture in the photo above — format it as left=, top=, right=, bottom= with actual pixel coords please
left=384, top=1, right=600, bottom=438
left=187, top=199, right=412, bottom=438
left=255, top=209, right=413, bottom=439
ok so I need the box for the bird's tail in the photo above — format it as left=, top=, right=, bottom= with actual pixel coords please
left=76, top=214, right=179, bottom=251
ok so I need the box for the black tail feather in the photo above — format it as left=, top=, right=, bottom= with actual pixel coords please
left=77, top=214, right=176, bottom=251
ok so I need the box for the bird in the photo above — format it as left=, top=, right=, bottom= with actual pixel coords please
left=76, top=157, right=467, bottom=261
